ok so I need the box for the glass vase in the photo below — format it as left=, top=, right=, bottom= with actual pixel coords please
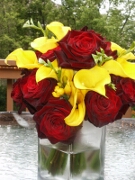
left=38, top=120, right=106, bottom=180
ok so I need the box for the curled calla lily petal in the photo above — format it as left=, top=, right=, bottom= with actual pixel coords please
left=102, top=59, right=135, bottom=79
left=68, top=81, right=77, bottom=107
left=64, top=82, right=85, bottom=126
left=36, top=60, right=58, bottom=82
left=5, top=48, right=40, bottom=69
left=31, top=36, right=58, bottom=53
left=46, top=21, right=71, bottom=40
left=121, top=60, right=135, bottom=79
left=74, top=66, right=111, bottom=97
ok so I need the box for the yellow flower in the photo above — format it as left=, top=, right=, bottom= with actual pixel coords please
left=36, top=59, right=58, bottom=82
left=107, top=42, right=135, bottom=79
left=64, top=82, right=86, bottom=126
left=74, top=66, right=111, bottom=97
left=5, top=48, right=40, bottom=69
left=31, top=36, right=58, bottom=53
left=111, top=42, right=127, bottom=56
left=102, top=59, right=135, bottom=79
left=52, top=68, right=74, bottom=98
left=46, top=21, right=71, bottom=40
left=30, top=22, right=71, bottom=53
left=52, top=86, right=65, bottom=97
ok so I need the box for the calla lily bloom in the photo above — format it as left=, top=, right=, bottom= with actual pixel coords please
left=111, top=42, right=135, bottom=60
left=36, top=60, right=58, bottom=82
left=74, top=66, right=111, bottom=97
left=5, top=48, right=40, bottom=69
left=31, top=36, right=58, bottom=53
left=108, top=42, right=135, bottom=79
left=102, top=59, right=135, bottom=79
left=64, top=82, right=86, bottom=126
left=111, top=42, right=127, bottom=56
left=46, top=21, right=71, bottom=40
left=30, top=22, right=70, bottom=53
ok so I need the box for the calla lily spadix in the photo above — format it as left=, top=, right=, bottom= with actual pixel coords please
left=5, top=48, right=41, bottom=69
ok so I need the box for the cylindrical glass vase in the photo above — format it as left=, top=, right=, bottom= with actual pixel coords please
left=38, top=121, right=106, bottom=180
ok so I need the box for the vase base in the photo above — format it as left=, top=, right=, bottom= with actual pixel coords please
left=38, top=171, right=104, bottom=180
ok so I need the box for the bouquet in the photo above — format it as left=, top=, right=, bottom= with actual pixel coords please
left=5, top=20, right=135, bottom=144
left=5, top=20, right=135, bottom=177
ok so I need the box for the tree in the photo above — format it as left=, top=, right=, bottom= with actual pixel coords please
left=102, top=0, right=135, bottom=48
left=0, top=0, right=21, bottom=58
left=0, top=0, right=135, bottom=59
left=0, top=0, right=60, bottom=58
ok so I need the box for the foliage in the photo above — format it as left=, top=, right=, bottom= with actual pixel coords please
left=0, top=0, right=135, bottom=55
left=102, top=0, right=135, bottom=48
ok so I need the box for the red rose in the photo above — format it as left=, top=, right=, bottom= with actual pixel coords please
left=40, top=46, right=61, bottom=62
left=54, top=29, right=117, bottom=70
left=35, top=50, right=42, bottom=59
left=120, top=78, right=135, bottom=105
left=33, top=98, right=80, bottom=144
left=36, top=123, right=46, bottom=139
left=85, top=86, right=122, bottom=127
left=111, top=75, right=135, bottom=105
left=19, top=69, right=57, bottom=113
left=11, top=78, right=26, bottom=113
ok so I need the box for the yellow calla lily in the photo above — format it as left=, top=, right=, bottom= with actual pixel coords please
left=36, top=60, right=58, bottom=82
left=111, top=42, right=126, bottom=56
left=46, top=21, right=71, bottom=40
left=5, top=48, right=40, bottom=69
left=74, top=66, right=111, bottom=97
left=108, top=42, right=135, bottom=79
left=111, top=42, right=135, bottom=62
left=64, top=82, right=86, bottom=126
left=31, top=36, right=58, bottom=53
left=103, top=59, right=135, bottom=79
left=121, top=60, right=135, bottom=79
left=117, top=52, right=135, bottom=64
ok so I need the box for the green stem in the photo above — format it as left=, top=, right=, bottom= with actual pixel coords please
left=41, top=147, right=68, bottom=176
left=70, top=152, right=86, bottom=175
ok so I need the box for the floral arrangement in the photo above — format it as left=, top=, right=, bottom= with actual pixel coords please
left=5, top=20, right=135, bottom=144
